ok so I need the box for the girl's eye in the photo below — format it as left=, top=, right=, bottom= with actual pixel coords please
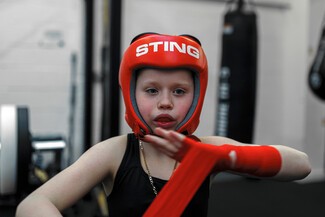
left=145, top=88, right=158, bottom=94
left=174, top=88, right=186, bottom=95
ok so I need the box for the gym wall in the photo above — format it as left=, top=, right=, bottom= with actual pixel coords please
left=0, top=0, right=84, bottom=162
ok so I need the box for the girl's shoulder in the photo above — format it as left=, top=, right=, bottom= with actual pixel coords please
left=94, top=134, right=130, bottom=194
left=96, top=134, right=128, bottom=151
left=93, top=134, right=129, bottom=169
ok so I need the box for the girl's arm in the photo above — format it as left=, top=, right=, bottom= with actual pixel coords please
left=16, top=135, right=127, bottom=217
left=145, top=128, right=311, bottom=181
left=200, top=135, right=311, bottom=181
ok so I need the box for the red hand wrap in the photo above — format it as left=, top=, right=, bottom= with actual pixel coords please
left=143, top=138, right=218, bottom=217
left=219, top=144, right=282, bottom=177
left=144, top=137, right=282, bottom=217
left=180, top=137, right=282, bottom=176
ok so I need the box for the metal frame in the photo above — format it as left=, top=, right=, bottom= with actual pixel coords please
left=0, top=105, right=18, bottom=195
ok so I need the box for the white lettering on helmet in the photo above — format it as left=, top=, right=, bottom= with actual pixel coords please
left=169, top=42, right=186, bottom=53
left=149, top=41, right=163, bottom=52
left=136, top=44, right=148, bottom=57
left=187, top=45, right=199, bottom=59
left=136, top=41, right=200, bottom=59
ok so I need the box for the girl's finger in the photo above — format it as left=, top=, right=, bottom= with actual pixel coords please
left=144, top=134, right=179, bottom=153
left=154, top=128, right=184, bottom=148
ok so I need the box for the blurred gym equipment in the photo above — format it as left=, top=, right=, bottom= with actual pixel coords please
left=308, top=14, right=325, bottom=101
left=0, top=105, right=66, bottom=204
left=215, top=0, right=258, bottom=143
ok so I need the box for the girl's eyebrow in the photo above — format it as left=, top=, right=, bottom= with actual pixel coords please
left=141, top=80, right=193, bottom=87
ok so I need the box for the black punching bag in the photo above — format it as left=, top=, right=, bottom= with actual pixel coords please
left=215, top=0, right=258, bottom=143
left=308, top=18, right=325, bottom=101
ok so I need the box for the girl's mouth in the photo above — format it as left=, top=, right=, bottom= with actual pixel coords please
left=153, top=114, right=176, bottom=128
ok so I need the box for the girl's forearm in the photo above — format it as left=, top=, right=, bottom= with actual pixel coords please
left=271, top=145, right=311, bottom=181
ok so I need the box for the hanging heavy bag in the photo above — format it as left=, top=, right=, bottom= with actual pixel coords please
left=308, top=17, right=325, bottom=101
left=215, top=0, right=258, bottom=143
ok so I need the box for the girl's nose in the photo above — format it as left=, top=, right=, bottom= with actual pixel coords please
left=158, top=92, right=173, bottom=109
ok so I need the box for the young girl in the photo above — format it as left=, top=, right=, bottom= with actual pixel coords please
left=16, top=33, right=311, bottom=217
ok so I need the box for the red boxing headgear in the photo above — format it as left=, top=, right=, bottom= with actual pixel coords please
left=119, top=33, right=208, bottom=137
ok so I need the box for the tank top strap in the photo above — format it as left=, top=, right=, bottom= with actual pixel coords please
left=116, top=133, right=140, bottom=175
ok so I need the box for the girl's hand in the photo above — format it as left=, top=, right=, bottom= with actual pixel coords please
left=144, top=128, right=190, bottom=161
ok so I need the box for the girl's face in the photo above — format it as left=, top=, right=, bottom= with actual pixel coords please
left=135, top=68, right=194, bottom=131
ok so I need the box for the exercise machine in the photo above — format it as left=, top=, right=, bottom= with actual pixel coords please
left=0, top=105, right=66, bottom=205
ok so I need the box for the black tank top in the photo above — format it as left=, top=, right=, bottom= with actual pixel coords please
left=107, top=134, right=210, bottom=217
